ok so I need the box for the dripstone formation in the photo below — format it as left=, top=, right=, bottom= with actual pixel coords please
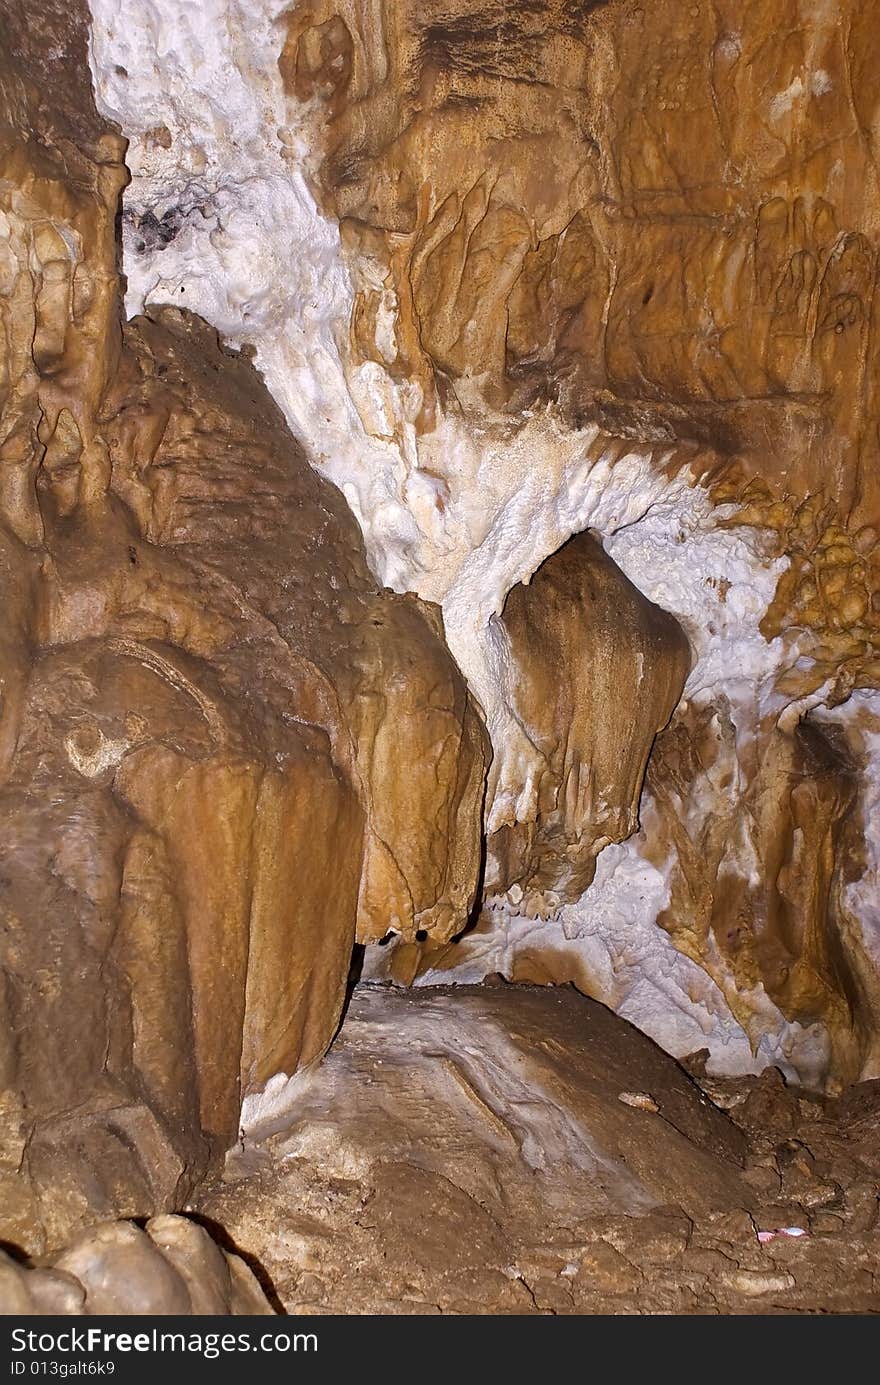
left=2, top=0, right=880, bottom=1290
left=0, top=1, right=485, bottom=1252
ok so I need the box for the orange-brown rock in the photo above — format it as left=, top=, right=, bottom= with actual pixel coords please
left=486, top=531, right=690, bottom=911
left=281, top=0, right=880, bottom=718
left=645, top=705, right=871, bottom=1086
left=291, top=0, right=880, bottom=514
left=103, top=310, right=488, bottom=953
left=0, top=1, right=487, bottom=1251
left=4, top=0, right=880, bottom=1252
left=277, top=0, right=880, bottom=1077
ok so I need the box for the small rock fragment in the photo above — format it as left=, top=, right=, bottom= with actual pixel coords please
left=739, top=1067, right=801, bottom=1134
left=720, top=1269, right=796, bottom=1296
left=618, top=1091, right=659, bottom=1112
left=810, top=1212, right=844, bottom=1236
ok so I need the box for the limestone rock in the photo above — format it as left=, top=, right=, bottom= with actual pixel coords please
left=289, top=0, right=880, bottom=518
left=0, top=1216, right=273, bottom=1315
left=0, top=0, right=486, bottom=1252
left=485, top=530, right=690, bottom=909
left=238, top=983, right=750, bottom=1222
left=87, top=0, right=880, bottom=1082
left=645, top=705, right=874, bottom=1085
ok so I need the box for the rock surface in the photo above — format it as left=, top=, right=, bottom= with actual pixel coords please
left=2, top=0, right=880, bottom=1293
left=4, top=984, right=878, bottom=1317
left=203, top=983, right=880, bottom=1315
left=287, top=0, right=880, bottom=515
left=479, top=530, right=689, bottom=910
left=0, top=0, right=486, bottom=1254
left=0, top=1215, right=273, bottom=1315
left=85, top=0, right=880, bottom=1082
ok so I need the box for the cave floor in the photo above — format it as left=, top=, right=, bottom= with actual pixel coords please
left=200, top=984, right=880, bottom=1316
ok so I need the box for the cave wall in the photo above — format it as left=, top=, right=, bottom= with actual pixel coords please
left=292, top=0, right=880, bottom=516
left=0, top=0, right=876, bottom=1268
left=0, top=0, right=486, bottom=1252
left=83, top=0, right=880, bottom=1085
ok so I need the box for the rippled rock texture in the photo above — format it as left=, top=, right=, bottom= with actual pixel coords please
left=0, top=0, right=485, bottom=1253
left=291, top=0, right=880, bottom=509
left=483, top=531, right=690, bottom=911
left=80, top=0, right=880, bottom=1084
left=2, top=0, right=880, bottom=1309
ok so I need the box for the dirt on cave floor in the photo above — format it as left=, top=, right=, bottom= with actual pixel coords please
left=197, top=983, right=880, bottom=1316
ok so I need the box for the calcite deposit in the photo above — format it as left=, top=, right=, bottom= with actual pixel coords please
left=81, top=0, right=880, bottom=1084
left=483, top=530, right=690, bottom=911
left=2, top=0, right=880, bottom=1314
left=212, top=985, right=880, bottom=1316
left=0, top=0, right=485, bottom=1253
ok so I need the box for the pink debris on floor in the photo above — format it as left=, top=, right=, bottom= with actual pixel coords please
left=756, top=1227, right=810, bottom=1244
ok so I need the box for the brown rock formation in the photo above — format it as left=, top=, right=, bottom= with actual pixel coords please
left=0, top=1215, right=274, bottom=1315
left=276, top=0, right=880, bottom=1078
left=0, top=1, right=486, bottom=1251
left=2, top=0, right=880, bottom=1250
left=486, top=531, right=690, bottom=910
left=290, top=0, right=879, bottom=503
left=207, top=985, right=880, bottom=1315
left=282, top=0, right=880, bottom=717
left=645, top=706, right=872, bottom=1085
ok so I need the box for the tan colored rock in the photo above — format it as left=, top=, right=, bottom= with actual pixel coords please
left=294, top=0, right=879, bottom=519
left=103, top=308, right=489, bottom=955
left=3, top=0, right=880, bottom=1274
left=486, top=531, right=690, bottom=910
left=281, top=0, right=880, bottom=724
left=645, top=704, right=871, bottom=1084
left=271, top=0, right=880, bottom=1076
left=575, top=1241, right=642, bottom=1295
left=0, top=1216, right=273, bottom=1316
left=0, top=2, right=487, bottom=1252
